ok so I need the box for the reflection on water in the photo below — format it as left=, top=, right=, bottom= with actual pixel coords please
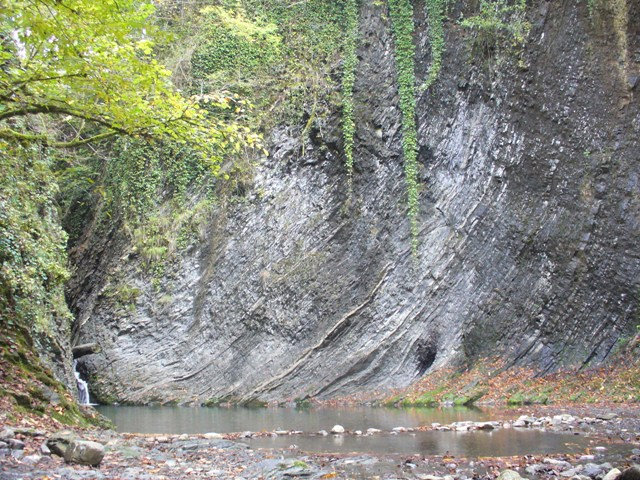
left=96, top=405, right=625, bottom=457
left=249, top=428, right=595, bottom=456
left=96, top=405, right=486, bottom=434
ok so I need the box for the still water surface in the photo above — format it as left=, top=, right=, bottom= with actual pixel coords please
left=97, top=406, right=610, bottom=456
left=97, top=406, right=487, bottom=434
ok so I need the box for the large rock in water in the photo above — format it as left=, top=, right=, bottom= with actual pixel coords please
left=68, top=0, right=640, bottom=404
left=63, top=440, right=105, bottom=466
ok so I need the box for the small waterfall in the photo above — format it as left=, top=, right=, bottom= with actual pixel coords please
left=73, top=359, right=90, bottom=405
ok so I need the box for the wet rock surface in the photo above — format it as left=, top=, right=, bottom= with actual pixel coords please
left=67, top=0, right=640, bottom=405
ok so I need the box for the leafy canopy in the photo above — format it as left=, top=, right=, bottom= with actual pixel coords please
left=0, top=0, right=257, bottom=169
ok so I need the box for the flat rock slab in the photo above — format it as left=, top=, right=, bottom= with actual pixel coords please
left=168, top=439, right=249, bottom=451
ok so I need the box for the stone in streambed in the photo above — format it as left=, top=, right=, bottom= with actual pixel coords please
left=331, top=425, right=345, bottom=434
left=596, top=413, right=618, bottom=421
left=544, top=458, right=573, bottom=469
left=22, top=454, right=42, bottom=465
left=498, top=469, right=527, bottom=480
left=582, top=463, right=605, bottom=478
left=203, top=432, right=224, bottom=439
left=602, top=469, right=622, bottom=480
left=8, top=439, right=24, bottom=450
left=0, top=428, right=15, bottom=441
left=618, top=467, right=640, bottom=480
left=63, top=440, right=105, bottom=466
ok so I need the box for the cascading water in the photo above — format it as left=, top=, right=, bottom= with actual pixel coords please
left=73, top=359, right=90, bottom=405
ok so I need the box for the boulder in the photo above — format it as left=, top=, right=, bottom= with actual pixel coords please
left=619, top=467, right=640, bottom=480
left=0, top=428, right=15, bottom=441
left=330, top=425, right=345, bottom=434
left=46, top=431, right=76, bottom=456
left=63, top=440, right=105, bottom=466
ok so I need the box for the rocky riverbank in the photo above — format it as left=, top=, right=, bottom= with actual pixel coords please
left=1, top=406, right=639, bottom=479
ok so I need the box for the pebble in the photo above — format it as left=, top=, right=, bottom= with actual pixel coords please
left=603, top=469, right=622, bottom=480
left=498, top=469, right=525, bottom=480
left=21, top=454, right=41, bottom=465
left=544, top=458, right=573, bottom=468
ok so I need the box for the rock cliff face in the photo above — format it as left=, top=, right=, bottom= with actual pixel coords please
left=68, top=0, right=640, bottom=404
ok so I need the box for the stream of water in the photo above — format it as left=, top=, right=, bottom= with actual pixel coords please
left=96, top=405, right=617, bottom=457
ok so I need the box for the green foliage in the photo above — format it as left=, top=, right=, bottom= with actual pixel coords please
left=387, top=0, right=420, bottom=252
left=191, top=6, right=281, bottom=81
left=460, top=0, right=530, bottom=58
left=190, top=0, right=345, bottom=130
left=0, top=143, right=72, bottom=335
left=421, top=0, right=447, bottom=91
left=0, top=0, right=256, bottom=165
left=342, top=0, right=360, bottom=183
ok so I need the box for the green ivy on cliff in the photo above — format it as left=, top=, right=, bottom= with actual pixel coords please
left=0, top=143, right=72, bottom=337
left=422, top=0, right=447, bottom=91
left=342, top=0, right=360, bottom=183
left=388, top=0, right=420, bottom=252
left=461, top=0, right=530, bottom=58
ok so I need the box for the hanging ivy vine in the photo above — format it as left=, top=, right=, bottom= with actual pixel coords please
left=422, top=0, right=446, bottom=91
left=388, top=0, right=420, bottom=252
left=342, top=0, right=360, bottom=185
